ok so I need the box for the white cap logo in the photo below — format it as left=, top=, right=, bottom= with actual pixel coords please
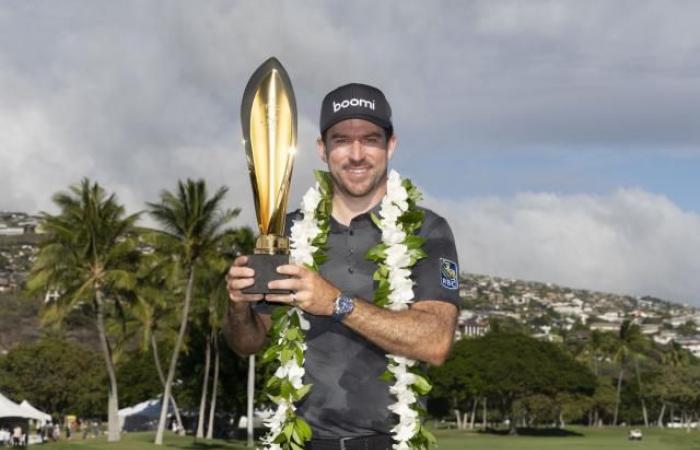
left=332, top=98, right=376, bottom=113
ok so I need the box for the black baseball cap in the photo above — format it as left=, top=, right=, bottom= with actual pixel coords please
left=319, top=83, right=393, bottom=136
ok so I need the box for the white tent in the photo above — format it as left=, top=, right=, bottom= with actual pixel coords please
left=118, top=398, right=173, bottom=432
left=19, top=401, right=51, bottom=424
left=0, top=392, right=28, bottom=419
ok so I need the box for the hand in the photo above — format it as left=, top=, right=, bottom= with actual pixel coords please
left=226, top=256, right=264, bottom=307
left=266, top=264, right=340, bottom=316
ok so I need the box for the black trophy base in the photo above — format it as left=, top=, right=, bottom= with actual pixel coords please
left=242, top=253, right=291, bottom=295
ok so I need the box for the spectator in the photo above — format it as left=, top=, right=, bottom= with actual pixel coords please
left=12, top=425, right=22, bottom=447
left=0, top=427, right=10, bottom=447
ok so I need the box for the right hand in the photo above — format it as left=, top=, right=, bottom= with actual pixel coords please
left=226, top=256, right=264, bottom=306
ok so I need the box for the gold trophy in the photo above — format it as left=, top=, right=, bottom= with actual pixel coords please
left=240, top=57, right=296, bottom=294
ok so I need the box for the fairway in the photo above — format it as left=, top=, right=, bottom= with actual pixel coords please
left=39, top=427, right=700, bottom=450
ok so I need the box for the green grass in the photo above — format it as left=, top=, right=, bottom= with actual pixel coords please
left=42, top=432, right=247, bottom=450
left=41, top=427, right=700, bottom=450
left=433, top=426, right=700, bottom=450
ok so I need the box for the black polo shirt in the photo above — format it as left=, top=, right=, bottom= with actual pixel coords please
left=254, top=205, right=460, bottom=438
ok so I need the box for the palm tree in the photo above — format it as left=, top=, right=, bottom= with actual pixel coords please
left=195, top=229, right=254, bottom=439
left=27, top=179, right=140, bottom=442
left=147, top=179, right=239, bottom=445
left=569, top=330, right=614, bottom=426
left=612, top=320, right=649, bottom=426
left=128, top=252, right=186, bottom=434
left=655, top=342, right=694, bottom=426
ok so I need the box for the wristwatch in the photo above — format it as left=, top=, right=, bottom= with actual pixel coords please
left=331, top=293, right=355, bottom=322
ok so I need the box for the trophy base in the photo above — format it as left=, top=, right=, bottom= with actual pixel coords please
left=242, top=253, right=291, bottom=295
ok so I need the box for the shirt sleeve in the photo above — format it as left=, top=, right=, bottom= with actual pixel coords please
left=411, top=213, right=461, bottom=306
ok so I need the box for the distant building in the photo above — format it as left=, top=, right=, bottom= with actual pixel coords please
left=676, top=337, right=700, bottom=358
left=590, top=322, right=620, bottom=332
left=460, top=317, right=490, bottom=338
left=0, top=227, right=24, bottom=236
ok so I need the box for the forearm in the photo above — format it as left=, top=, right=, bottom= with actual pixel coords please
left=342, top=299, right=456, bottom=366
left=222, top=303, right=269, bottom=356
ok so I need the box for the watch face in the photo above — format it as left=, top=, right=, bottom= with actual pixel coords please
left=333, top=295, right=354, bottom=321
left=338, top=296, right=353, bottom=314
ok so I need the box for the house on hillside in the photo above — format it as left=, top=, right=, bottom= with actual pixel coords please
left=590, top=322, right=620, bottom=333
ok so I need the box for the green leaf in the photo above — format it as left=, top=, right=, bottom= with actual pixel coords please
left=272, top=305, right=290, bottom=321
left=420, top=424, right=437, bottom=445
left=412, top=374, right=432, bottom=395
left=283, top=421, right=294, bottom=440
left=262, top=345, right=281, bottom=363
left=280, top=348, right=294, bottom=364
left=266, top=375, right=280, bottom=388
left=370, top=212, right=382, bottom=228
left=286, top=327, right=302, bottom=341
left=405, top=235, right=425, bottom=250
left=295, top=383, right=312, bottom=401
left=280, top=379, right=293, bottom=398
left=365, top=243, right=387, bottom=261
left=294, top=345, right=304, bottom=365
left=295, top=417, right=313, bottom=441
left=378, top=370, right=394, bottom=382
left=314, top=170, right=332, bottom=194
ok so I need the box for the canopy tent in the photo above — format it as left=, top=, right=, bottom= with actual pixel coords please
left=19, top=401, right=51, bottom=424
left=0, top=392, right=28, bottom=419
left=118, top=398, right=173, bottom=432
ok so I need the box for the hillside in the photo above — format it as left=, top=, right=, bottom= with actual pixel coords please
left=1, top=210, right=699, bottom=355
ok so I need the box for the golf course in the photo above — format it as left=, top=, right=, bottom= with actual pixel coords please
left=39, top=427, right=700, bottom=450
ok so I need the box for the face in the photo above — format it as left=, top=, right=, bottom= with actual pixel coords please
left=317, top=118, right=397, bottom=199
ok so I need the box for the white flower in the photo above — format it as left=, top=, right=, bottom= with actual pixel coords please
left=388, top=355, right=417, bottom=368
left=262, top=400, right=290, bottom=439
left=380, top=200, right=403, bottom=223
left=274, top=359, right=305, bottom=389
left=385, top=244, right=410, bottom=268
left=301, top=185, right=321, bottom=213
left=382, top=226, right=406, bottom=245
left=286, top=170, right=427, bottom=447
left=296, top=309, right=311, bottom=331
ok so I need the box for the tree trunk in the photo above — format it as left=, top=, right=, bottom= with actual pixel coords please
left=613, top=367, right=624, bottom=426
left=150, top=334, right=184, bottom=434
left=470, top=398, right=478, bottom=429
left=155, top=268, right=195, bottom=445
left=482, top=397, right=487, bottom=429
left=247, top=354, right=255, bottom=447
left=196, top=334, right=212, bottom=439
left=657, top=403, right=666, bottom=427
left=453, top=409, right=462, bottom=429
left=206, top=334, right=220, bottom=440
left=634, top=358, right=649, bottom=427
left=95, top=290, right=120, bottom=442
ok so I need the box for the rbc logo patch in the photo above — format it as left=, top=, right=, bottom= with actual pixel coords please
left=440, top=258, right=459, bottom=290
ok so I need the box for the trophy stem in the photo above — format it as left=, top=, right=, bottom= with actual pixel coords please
left=254, top=234, right=289, bottom=255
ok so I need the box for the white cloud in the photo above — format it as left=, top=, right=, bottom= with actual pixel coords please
left=0, top=2, right=699, bottom=303
left=425, top=188, right=700, bottom=305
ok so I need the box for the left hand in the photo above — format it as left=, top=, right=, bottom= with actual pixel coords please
left=265, top=264, right=340, bottom=316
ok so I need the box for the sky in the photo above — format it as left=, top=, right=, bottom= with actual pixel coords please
left=1, top=1, right=699, bottom=304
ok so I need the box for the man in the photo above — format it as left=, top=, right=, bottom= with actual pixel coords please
left=224, top=83, right=459, bottom=449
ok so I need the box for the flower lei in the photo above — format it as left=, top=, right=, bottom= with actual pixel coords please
left=260, top=170, right=436, bottom=450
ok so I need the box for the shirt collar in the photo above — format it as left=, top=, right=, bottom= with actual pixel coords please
left=329, top=201, right=383, bottom=232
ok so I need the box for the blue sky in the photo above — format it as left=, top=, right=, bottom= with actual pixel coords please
left=1, top=1, right=699, bottom=304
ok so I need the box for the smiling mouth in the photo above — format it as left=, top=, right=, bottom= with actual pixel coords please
left=345, top=166, right=371, bottom=176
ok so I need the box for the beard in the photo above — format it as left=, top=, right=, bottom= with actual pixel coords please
left=328, top=161, right=388, bottom=199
